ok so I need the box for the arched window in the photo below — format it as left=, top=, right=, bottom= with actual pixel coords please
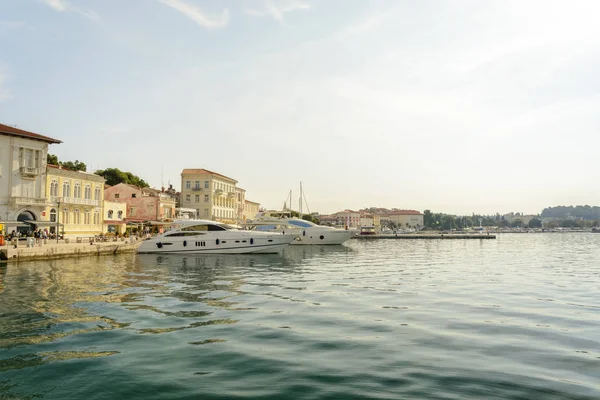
left=94, top=187, right=101, bottom=200
left=93, top=210, right=100, bottom=225
left=50, top=180, right=58, bottom=196
left=84, top=210, right=91, bottom=224
left=74, top=208, right=81, bottom=224
left=74, top=183, right=81, bottom=199
left=117, top=210, right=123, bottom=219
left=63, top=208, right=70, bottom=224
left=108, top=209, right=114, bottom=219
left=50, top=208, right=57, bottom=222
left=63, top=182, right=71, bottom=198
left=84, top=186, right=91, bottom=199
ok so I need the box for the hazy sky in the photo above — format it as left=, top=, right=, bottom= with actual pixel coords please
left=1, top=0, right=599, bottom=215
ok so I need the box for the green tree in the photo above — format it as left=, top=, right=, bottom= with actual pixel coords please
left=60, top=160, right=87, bottom=172
left=423, top=210, right=433, bottom=228
left=95, top=168, right=149, bottom=187
left=528, top=218, right=542, bottom=228
left=47, top=153, right=59, bottom=165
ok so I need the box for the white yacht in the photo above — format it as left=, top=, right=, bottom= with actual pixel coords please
left=244, top=211, right=355, bottom=245
left=138, top=220, right=298, bottom=254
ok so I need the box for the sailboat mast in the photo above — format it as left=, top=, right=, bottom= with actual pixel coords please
left=299, top=182, right=303, bottom=219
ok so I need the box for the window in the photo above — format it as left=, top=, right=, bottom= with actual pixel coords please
left=130, top=207, right=136, bottom=216
left=204, top=181, right=209, bottom=189
left=84, top=210, right=91, bottom=224
left=74, top=209, right=81, bottom=224
left=195, top=195, right=200, bottom=202
left=204, top=208, right=209, bottom=217
left=108, top=210, right=114, bottom=219
left=94, top=187, right=101, bottom=200
left=93, top=211, right=100, bottom=225
left=50, top=208, right=57, bottom=222
left=186, top=181, right=190, bottom=189
left=117, top=210, right=123, bottom=219
left=74, top=183, right=81, bottom=198
left=50, top=180, right=58, bottom=196
left=185, top=194, right=190, bottom=202
left=195, top=181, right=200, bottom=189
left=204, top=194, right=209, bottom=202
left=62, top=182, right=71, bottom=197
left=84, top=186, right=91, bottom=199
left=131, top=193, right=136, bottom=198
left=63, top=208, right=70, bottom=224
left=114, top=193, right=120, bottom=199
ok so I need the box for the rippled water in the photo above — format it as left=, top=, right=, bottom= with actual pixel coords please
left=1, top=233, right=599, bottom=399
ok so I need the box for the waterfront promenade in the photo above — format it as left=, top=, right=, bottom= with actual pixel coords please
left=0, top=237, right=140, bottom=263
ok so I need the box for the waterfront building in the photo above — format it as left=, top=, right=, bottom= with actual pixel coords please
left=360, top=213, right=381, bottom=229
left=104, top=183, right=176, bottom=225
left=380, top=210, right=424, bottom=229
left=236, top=187, right=246, bottom=221
left=332, top=210, right=362, bottom=228
left=0, top=123, right=61, bottom=235
left=180, top=169, right=239, bottom=222
left=44, top=164, right=105, bottom=238
left=243, top=200, right=261, bottom=221
left=103, top=200, right=127, bottom=235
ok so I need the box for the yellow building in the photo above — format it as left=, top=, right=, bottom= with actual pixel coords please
left=180, top=169, right=239, bottom=222
left=243, top=200, right=261, bottom=220
left=43, top=165, right=105, bottom=239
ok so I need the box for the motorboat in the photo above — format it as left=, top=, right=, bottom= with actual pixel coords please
left=137, top=219, right=298, bottom=254
left=244, top=211, right=355, bottom=245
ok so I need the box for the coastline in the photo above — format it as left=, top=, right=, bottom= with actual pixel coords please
left=0, top=239, right=141, bottom=263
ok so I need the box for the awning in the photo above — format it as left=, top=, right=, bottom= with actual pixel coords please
left=0, top=220, right=30, bottom=227
left=25, top=221, right=64, bottom=227
left=147, top=221, right=173, bottom=225
left=104, top=220, right=126, bottom=225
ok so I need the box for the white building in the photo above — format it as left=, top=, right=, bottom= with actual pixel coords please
left=0, top=123, right=61, bottom=235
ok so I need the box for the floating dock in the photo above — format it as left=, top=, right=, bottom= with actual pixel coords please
left=352, top=234, right=496, bottom=240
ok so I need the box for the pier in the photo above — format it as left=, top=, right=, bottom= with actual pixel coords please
left=0, top=239, right=140, bottom=263
left=352, top=233, right=496, bottom=240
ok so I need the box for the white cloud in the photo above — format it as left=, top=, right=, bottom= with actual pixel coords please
left=41, top=0, right=99, bottom=20
left=156, top=0, right=229, bottom=30
left=246, top=0, right=310, bottom=23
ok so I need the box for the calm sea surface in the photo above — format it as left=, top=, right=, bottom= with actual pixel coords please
left=1, top=233, right=599, bottom=399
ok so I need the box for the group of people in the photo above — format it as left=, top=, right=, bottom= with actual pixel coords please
left=4, top=228, right=53, bottom=241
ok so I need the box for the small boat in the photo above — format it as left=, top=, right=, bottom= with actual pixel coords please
left=138, top=219, right=298, bottom=254
left=359, top=226, right=377, bottom=235
left=244, top=211, right=355, bottom=245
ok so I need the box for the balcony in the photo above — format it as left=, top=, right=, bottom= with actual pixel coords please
left=9, top=197, right=48, bottom=206
left=20, top=166, right=39, bottom=178
left=214, top=189, right=223, bottom=196
left=51, top=196, right=100, bottom=207
left=191, top=187, right=203, bottom=191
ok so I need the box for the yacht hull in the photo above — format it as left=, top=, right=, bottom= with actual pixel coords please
left=138, top=233, right=296, bottom=254
left=293, top=229, right=354, bottom=245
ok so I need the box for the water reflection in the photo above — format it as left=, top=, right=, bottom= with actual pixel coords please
left=1, top=235, right=599, bottom=400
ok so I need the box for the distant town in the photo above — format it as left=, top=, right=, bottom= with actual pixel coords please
left=1, top=123, right=598, bottom=240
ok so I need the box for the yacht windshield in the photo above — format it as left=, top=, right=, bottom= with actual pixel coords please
left=288, top=220, right=316, bottom=228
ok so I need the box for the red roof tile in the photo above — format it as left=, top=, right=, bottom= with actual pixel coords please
left=0, top=123, right=62, bottom=144
left=383, top=210, right=423, bottom=216
left=181, top=168, right=237, bottom=183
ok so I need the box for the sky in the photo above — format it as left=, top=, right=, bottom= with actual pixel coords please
left=1, top=0, right=600, bottom=215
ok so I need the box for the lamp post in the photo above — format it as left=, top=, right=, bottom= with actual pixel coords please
left=56, top=198, right=61, bottom=243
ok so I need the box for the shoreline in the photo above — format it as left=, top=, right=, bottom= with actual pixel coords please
left=1, top=239, right=140, bottom=263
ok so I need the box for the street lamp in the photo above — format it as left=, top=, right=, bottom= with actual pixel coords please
left=56, top=198, right=61, bottom=243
